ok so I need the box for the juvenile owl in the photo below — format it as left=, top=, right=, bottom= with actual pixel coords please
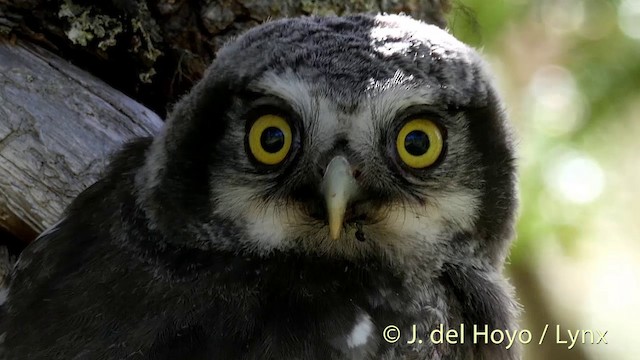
left=1, top=14, right=521, bottom=360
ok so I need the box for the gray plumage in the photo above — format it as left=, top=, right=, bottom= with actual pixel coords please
left=0, top=14, right=521, bottom=360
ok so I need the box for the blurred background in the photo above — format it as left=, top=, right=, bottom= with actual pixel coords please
left=449, top=0, right=640, bottom=359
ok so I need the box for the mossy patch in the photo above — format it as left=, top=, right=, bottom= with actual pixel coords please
left=58, top=0, right=122, bottom=50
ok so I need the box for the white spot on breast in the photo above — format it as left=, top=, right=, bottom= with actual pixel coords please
left=347, top=314, right=373, bottom=348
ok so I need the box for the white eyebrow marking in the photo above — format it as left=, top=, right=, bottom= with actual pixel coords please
left=250, top=70, right=315, bottom=119
left=249, top=70, right=340, bottom=150
left=369, top=82, right=439, bottom=127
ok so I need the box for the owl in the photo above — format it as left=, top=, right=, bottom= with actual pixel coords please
left=0, top=14, right=520, bottom=360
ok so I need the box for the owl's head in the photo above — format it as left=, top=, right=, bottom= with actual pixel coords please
left=138, top=14, right=517, bottom=270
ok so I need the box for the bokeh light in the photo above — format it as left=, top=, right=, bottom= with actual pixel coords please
left=544, top=150, right=604, bottom=204
left=618, top=0, right=640, bottom=40
left=450, top=1, right=640, bottom=358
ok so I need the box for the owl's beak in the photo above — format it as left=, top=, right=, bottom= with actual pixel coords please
left=320, top=156, right=360, bottom=240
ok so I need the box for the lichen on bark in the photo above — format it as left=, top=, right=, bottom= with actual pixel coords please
left=58, top=0, right=122, bottom=49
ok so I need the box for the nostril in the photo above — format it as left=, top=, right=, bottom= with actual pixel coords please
left=352, top=168, right=362, bottom=180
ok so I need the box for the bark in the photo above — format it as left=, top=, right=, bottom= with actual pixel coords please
left=0, top=40, right=162, bottom=241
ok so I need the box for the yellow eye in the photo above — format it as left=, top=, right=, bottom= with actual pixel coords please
left=248, top=114, right=293, bottom=165
left=396, top=119, right=444, bottom=169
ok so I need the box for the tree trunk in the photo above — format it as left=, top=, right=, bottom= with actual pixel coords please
left=0, top=40, right=163, bottom=242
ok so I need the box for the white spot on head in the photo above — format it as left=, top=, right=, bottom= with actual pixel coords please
left=371, top=14, right=468, bottom=58
left=347, top=314, right=373, bottom=348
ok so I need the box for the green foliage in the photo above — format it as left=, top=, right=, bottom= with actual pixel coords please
left=449, top=0, right=640, bottom=265
left=448, top=0, right=531, bottom=47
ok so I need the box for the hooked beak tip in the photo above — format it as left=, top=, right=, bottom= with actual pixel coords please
left=328, top=212, right=344, bottom=240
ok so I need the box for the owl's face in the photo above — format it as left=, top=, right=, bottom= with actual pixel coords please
left=141, top=15, right=517, bottom=268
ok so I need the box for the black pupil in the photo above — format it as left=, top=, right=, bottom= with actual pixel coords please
left=260, top=127, right=285, bottom=153
left=404, top=130, right=430, bottom=156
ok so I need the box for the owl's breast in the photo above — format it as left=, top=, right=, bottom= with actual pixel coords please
left=151, top=253, right=449, bottom=360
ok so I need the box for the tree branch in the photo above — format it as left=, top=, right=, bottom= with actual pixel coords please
left=0, top=40, right=162, bottom=241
